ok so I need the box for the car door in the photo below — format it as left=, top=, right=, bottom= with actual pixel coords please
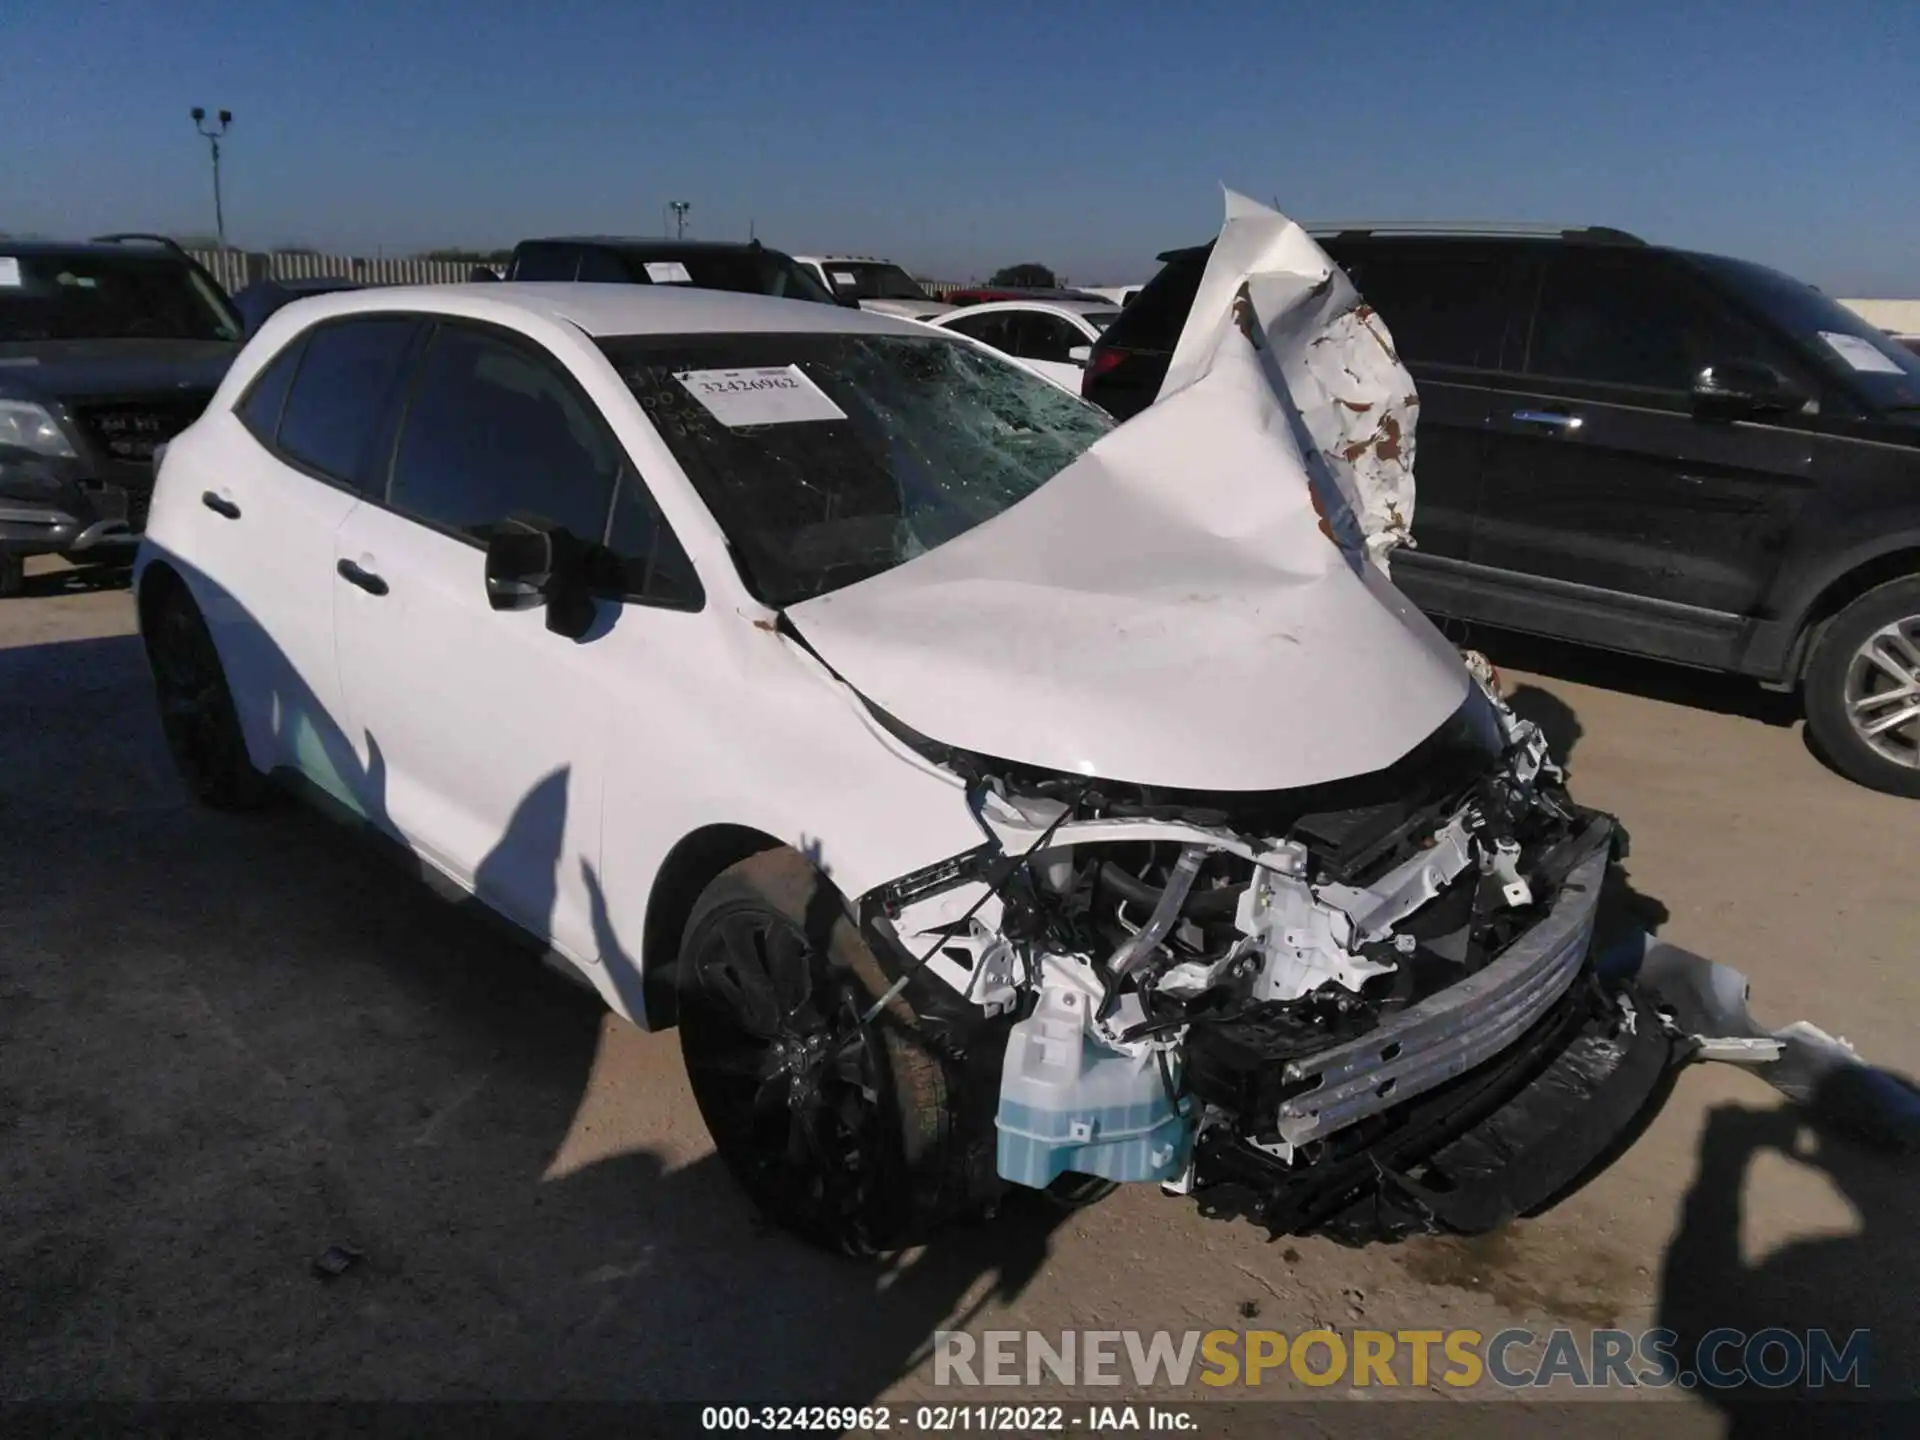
left=329, top=318, right=631, bottom=961
left=1470, top=248, right=1816, bottom=655
left=1324, top=240, right=1521, bottom=578
left=202, top=315, right=422, bottom=798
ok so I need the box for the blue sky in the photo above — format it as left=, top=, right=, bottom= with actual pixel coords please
left=4, top=0, right=1915, bottom=292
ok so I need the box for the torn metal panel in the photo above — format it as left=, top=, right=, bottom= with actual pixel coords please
left=785, top=211, right=1465, bottom=791
left=1160, top=190, right=1419, bottom=573
left=1608, top=933, right=1920, bottom=1152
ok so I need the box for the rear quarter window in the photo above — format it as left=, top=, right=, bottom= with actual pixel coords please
left=233, top=332, right=307, bottom=444
left=1099, top=249, right=1209, bottom=352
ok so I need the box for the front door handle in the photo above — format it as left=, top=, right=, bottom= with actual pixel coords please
left=335, top=558, right=389, bottom=597
left=1512, top=409, right=1584, bottom=432
left=201, top=490, right=241, bottom=519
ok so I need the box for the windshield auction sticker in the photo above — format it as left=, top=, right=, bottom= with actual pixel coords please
left=0, top=258, right=21, bottom=287
left=1819, top=330, right=1905, bottom=375
left=675, top=365, right=847, bottom=427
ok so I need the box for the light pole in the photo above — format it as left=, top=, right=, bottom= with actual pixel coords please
left=669, top=200, right=690, bottom=240
left=190, top=107, right=233, bottom=248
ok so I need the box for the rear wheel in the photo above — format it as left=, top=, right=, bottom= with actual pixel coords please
left=1804, top=577, right=1920, bottom=798
left=144, top=585, right=275, bottom=810
left=0, top=553, right=23, bottom=598
left=676, top=848, right=973, bottom=1254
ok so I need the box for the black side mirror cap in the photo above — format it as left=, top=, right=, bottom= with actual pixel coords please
left=485, top=516, right=596, bottom=639
left=1692, top=360, right=1808, bottom=416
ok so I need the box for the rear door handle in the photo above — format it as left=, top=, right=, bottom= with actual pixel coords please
left=1512, top=409, right=1584, bottom=432
left=335, top=558, right=389, bottom=597
left=201, top=490, right=241, bottom=519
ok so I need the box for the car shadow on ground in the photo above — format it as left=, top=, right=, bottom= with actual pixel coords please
left=0, top=615, right=1073, bottom=1401
left=1448, top=621, right=1802, bottom=729
left=8, top=557, right=134, bottom=599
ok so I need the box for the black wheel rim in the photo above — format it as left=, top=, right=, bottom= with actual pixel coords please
left=681, top=907, right=890, bottom=1249
left=151, top=602, right=238, bottom=793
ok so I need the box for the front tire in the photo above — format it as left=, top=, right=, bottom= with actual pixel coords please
left=676, top=849, right=974, bottom=1254
left=143, top=585, right=276, bottom=811
left=1804, top=576, right=1920, bottom=798
left=0, top=552, right=23, bottom=598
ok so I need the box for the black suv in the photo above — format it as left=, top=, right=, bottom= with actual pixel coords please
left=1085, top=226, right=1920, bottom=797
left=0, top=235, right=243, bottom=595
left=502, top=237, right=842, bottom=305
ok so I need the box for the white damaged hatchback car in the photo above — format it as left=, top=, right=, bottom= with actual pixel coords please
left=136, top=203, right=1684, bottom=1254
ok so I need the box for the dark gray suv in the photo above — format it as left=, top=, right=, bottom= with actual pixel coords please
left=1085, top=225, right=1920, bottom=797
left=0, top=235, right=242, bottom=595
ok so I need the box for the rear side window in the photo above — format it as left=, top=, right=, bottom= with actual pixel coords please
left=511, top=244, right=580, bottom=281
left=275, top=318, right=419, bottom=486
left=388, top=324, right=622, bottom=545
left=234, top=333, right=306, bottom=444
left=1099, top=248, right=1208, bottom=353
left=1334, top=244, right=1514, bottom=370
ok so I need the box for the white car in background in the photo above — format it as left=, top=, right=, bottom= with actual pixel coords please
left=793, top=254, right=953, bottom=321
left=1078, top=285, right=1144, bottom=308
left=928, top=298, right=1121, bottom=392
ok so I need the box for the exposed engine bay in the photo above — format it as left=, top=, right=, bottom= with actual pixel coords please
left=857, top=674, right=1675, bottom=1241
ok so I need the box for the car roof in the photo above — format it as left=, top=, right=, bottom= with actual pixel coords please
left=274, top=282, right=933, bottom=339
left=522, top=237, right=795, bottom=256
left=0, top=239, right=196, bottom=262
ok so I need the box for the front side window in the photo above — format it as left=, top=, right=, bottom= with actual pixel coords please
left=1009, top=312, right=1085, bottom=363
left=599, top=331, right=1114, bottom=607
left=1524, top=253, right=1784, bottom=394
left=942, top=311, right=1012, bottom=349
left=388, top=324, right=621, bottom=544
left=0, top=253, right=239, bottom=342
left=275, top=317, right=420, bottom=486
left=1691, top=253, right=1920, bottom=413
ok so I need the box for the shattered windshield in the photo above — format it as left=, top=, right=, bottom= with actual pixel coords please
left=0, top=253, right=240, bottom=342
left=599, top=331, right=1114, bottom=606
left=825, top=263, right=932, bottom=302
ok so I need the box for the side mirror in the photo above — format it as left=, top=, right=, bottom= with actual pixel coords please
left=1692, top=360, right=1807, bottom=417
left=485, top=516, right=597, bottom=639
left=1067, top=344, right=1092, bottom=367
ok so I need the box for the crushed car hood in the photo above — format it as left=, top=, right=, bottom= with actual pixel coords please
left=788, top=196, right=1465, bottom=793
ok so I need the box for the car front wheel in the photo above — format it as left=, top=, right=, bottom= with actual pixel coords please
left=676, top=848, right=976, bottom=1255
left=1804, top=576, right=1920, bottom=798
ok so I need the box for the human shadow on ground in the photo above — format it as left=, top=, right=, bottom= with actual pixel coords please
left=1655, top=1099, right=1919, bottom=1427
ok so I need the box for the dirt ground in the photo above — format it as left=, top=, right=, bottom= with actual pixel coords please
left=3, top=558, right=1915, bottom=1431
